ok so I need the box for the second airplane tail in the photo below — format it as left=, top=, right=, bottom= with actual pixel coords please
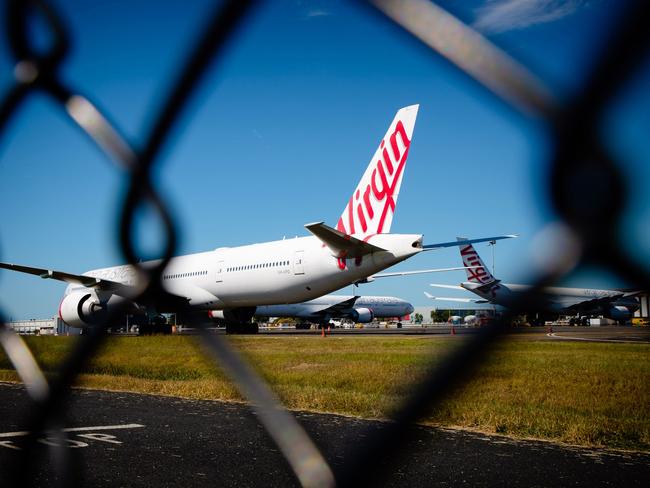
left=336, top=104, right=419, bottom=241
left=457, top=237, right=498, bottom=285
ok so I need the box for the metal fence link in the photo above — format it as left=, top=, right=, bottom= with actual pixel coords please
left=369, top=0, right=558, bottom=118
left=0, top=0, right=649, bottom=486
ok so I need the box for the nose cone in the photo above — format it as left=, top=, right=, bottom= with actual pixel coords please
left=406, top=303, right=415, bottom=314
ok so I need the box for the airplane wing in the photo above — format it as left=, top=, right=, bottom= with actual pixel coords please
left=0, top=261, right=191, bottom=309
left=617, top=289, right=647, bottom=298
left=310, top=296, right=360, bottom=316
left=423, top=292, right=489, bottom=303
left=554, top=294, right=627, bottom=311
left=422, top=234, right=517, bottom=251
left=0, top=261, right=132, bottom=293
left=354, top=266, right=479, bottom=284
left=371, top=266, right=478, bottom=278
left=305, top=222, right=386, bottom=258
left=429, top=283, right=466, bottom=290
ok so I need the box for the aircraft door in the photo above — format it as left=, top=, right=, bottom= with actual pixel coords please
left=293, top=251, right=305, bottom=275
left=216, top=260, right=224, bottom=283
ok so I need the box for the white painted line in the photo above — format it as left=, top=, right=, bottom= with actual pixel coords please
left=547, top=333, right=646, bottom=344
left=0, top=431, right=28, bottom=438
left=63, top=423, right=145, bottom=433
left=0, top=423, right=145, bottom=438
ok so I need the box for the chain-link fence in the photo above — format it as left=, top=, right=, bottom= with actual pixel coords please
left=1, top=0, right=649, bottom=486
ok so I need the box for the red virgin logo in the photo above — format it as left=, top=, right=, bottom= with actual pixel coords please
left=336, top=120, right=411, bottom=236
left=460, top=245, right=491, bottom=283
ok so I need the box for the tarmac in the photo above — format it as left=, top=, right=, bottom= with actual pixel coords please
left=0, top=383, right=648, bottom=487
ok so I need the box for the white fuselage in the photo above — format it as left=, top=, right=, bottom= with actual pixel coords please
left=65, top=233, right=423, bottom=311
left=464, top=282, right=636, bottom=313
left=254, top=295, right=414, bottom=320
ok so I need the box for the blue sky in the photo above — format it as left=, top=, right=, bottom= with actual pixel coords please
left=1, top=0, right=648, bottom=319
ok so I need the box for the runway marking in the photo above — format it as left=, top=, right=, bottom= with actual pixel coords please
left=0, top=424, right=145, bottom=451
left=547, top=333, right=649, bottom=344
left=0, top=423, right=145, bottom=438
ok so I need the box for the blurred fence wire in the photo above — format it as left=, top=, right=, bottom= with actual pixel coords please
left=0, top=0, right=649, bottom=486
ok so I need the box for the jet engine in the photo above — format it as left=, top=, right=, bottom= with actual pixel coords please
left=207, top=307, right=257, bottom=324
left=59, top=291, right=134, bottom=328
left=59, top=291, right=106, bottom=328
left=606, top=305, right=632, bottom=322
left=350, top=307, right=374, bottom=323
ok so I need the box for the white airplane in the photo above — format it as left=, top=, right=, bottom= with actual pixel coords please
left=1, top=105, right=514, bottom=333
left=217, top=294, right=415, bottom=329
left=428, top=238, right=641, bottom=325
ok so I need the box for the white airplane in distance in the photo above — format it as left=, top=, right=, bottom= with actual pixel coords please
left=215, top=294, right=415, bottom=329
left=428, top=238, right=641, bottom=325
left=1, top=105, right=515, bottom=333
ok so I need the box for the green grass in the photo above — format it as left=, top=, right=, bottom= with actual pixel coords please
left=0, top=335, right=648, bottom=451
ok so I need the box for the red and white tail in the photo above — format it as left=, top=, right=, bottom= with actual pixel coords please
left=457, top=237, right=497, bottom=285
left=336, top=104, right=419, bottom=240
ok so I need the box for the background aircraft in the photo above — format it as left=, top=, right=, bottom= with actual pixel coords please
left=428, top=239, right=641, bottom=325
left=217, top=294, right=414, bottom=329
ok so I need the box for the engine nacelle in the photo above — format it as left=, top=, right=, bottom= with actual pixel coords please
left=59, top=291, right=106, bottom=328
left=208, top=310, right=226, bottom=320
left=464, top=315, right=478, bottom=325
left=350, top=307, right=374, bottom=323
left=606, top=305, right=632, bottom=322
left=207, top=307, right=257, bottom=324
left=59, top=291, right=134, bottom=328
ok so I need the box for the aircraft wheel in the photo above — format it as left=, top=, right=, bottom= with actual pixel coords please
left=581, top=316, right=590, bottom=326
left=397, top=322, right=402, bottom=329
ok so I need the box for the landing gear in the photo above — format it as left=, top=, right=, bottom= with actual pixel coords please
left=225, top=322, right=259, bottom=334
left=295, top=323, right=311, bottom=330
left=581, top=316, right=590, bottom=326
left=397, top=322, right=402, bottom=329
left=137, top=314, right=173, bottom=335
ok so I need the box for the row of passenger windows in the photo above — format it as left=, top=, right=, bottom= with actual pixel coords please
left=163, top=270, right=208, bottom=280
left=226, top=260, right=289, bottom=273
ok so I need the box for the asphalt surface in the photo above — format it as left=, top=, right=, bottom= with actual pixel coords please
left=0, top=384, right=647, bottom=487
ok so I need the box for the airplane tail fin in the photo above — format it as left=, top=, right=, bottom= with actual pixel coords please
left=457, top=237, right=497, bottom=285
left=336, top=104, right=419, bottom=241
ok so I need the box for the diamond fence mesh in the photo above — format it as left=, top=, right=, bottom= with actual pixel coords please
left=0, top=0, right=649, bottom=486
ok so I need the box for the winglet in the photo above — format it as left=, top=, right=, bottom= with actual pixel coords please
left=305, top=221, right=386, bottom=259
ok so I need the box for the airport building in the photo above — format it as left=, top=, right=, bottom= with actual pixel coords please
left=6, top=318, right=81, bottom=335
